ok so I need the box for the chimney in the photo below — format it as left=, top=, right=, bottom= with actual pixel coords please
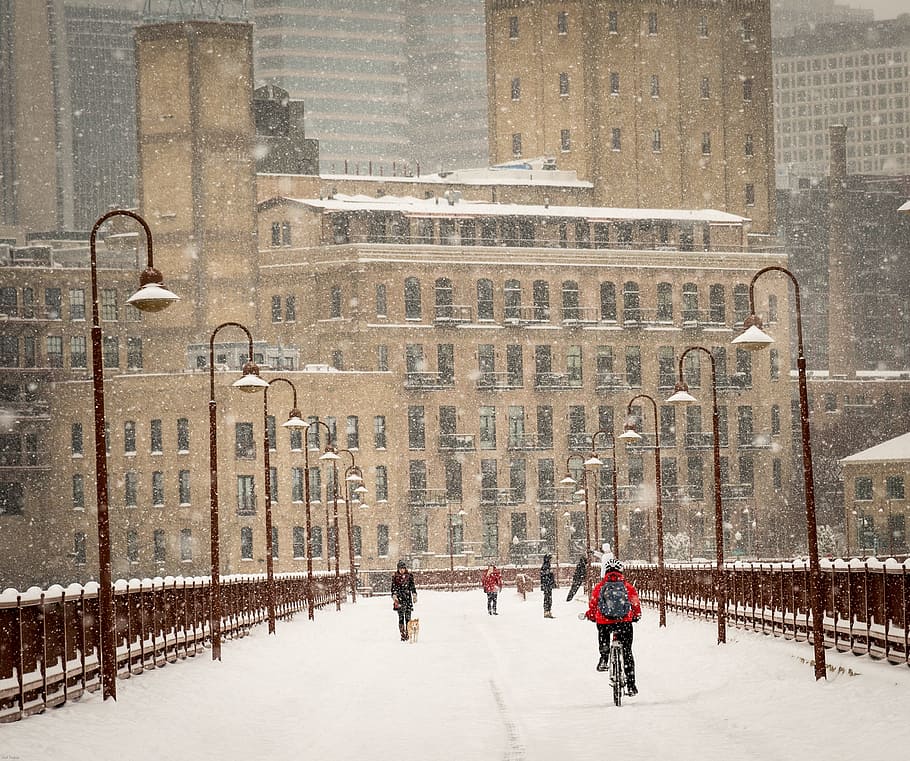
left=826, top=124, right=854, bottom=378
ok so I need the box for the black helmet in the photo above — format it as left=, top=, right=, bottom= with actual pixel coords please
left=603, top=558, right=624, bottom=573
left=397, top=559, right=407, bottom=570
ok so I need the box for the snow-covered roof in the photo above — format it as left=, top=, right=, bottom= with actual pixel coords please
left=899, top=199, right=910, bottom=213
left=268, top=193, right=750, bottom=225
left=841, top=431, right=910, bottom=464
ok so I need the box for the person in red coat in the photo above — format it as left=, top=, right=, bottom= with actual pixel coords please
left=481, top=563, right=503, bottom=615
left=584, top=558, right=642, bottom=695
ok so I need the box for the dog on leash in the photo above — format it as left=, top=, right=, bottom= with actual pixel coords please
left=406, top=618, right=420, bottom=643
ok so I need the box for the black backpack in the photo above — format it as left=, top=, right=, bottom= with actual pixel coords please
left=597, top=577, right=631, bottom=620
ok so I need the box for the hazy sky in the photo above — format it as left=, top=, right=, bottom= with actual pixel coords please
left=848, top=0, right=907, bottom=19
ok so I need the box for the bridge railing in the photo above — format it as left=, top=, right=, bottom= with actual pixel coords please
left=0, top=571, right=350, bottom=723
left=625, top=559, right=910, bottom=667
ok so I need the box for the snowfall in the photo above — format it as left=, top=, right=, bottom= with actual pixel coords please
left=3, top=586, right=908, bottom=761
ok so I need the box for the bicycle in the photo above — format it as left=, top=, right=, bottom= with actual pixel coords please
left=608, top=630, right=625, bottom=707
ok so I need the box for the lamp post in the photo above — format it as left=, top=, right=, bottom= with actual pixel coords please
left=337, top=450, right=362, bottom=602
left=208, top=322, right=269, bottom=661
left=665, top=346, right=727, bottom=644
left=561, top=453, right=592, bottom=594
left=618, top=394, right=667, bottom=627
left=318, top=442, right=343, bottom=611
left=262, top=377, right=307, bottom=634
left=587, top=430, right=620, bottom=559
left=281, top=413, right=316, bottom=620
left=732, top=264, right=826, bottom=680
left=89, top=210, right=178, bottom=700
left=306, top=419, right=336, bottom=578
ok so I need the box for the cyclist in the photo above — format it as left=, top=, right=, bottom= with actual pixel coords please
left=584, top=558, right=641, bottom=695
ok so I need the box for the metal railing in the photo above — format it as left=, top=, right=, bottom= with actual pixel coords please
left=0, top=572, right=348, bottom=723
left=625, top=559, right=910, bottom=667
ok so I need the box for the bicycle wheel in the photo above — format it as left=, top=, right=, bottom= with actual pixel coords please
left=611, top=645, right=623, bottom=707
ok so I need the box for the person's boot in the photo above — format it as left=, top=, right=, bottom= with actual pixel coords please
left=399, top=625, right=408, bottom=641
left=544, top=610, right=554, bottom=618
left=596, top=655, right=608, bottom=672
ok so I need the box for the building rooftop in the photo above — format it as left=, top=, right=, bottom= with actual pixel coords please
left=841, top=432, right=910, bottom=464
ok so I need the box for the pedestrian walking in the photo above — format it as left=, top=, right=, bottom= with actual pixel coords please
left=540, top=554, right=556, bottom=618
left=566, top=552, right=591, bottom=602
left=481, top=563, right=503, bottom=615
left=390, top=559, right=417, bottom=641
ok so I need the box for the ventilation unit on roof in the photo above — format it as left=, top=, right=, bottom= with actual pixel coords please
left=542, top=157, right=557, bottom=170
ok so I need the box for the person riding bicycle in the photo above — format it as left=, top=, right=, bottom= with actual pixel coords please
left=584, top=558, right=641, bottom=696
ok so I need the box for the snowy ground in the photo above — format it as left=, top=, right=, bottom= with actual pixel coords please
left=3, top=588, right=908, bottom=761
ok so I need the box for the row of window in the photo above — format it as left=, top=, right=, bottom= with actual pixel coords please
left=506, top=10, right=756, bottom=41
left=853, top=475, right=906, bottom=501
left=0, top=286, right=141, bottom=322
left=0, top=334, right=143, bottom=370
left=340, top=278, right=776, bottom=325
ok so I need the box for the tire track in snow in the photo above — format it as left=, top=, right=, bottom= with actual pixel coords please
left=489, top=679, right=526, bottom=761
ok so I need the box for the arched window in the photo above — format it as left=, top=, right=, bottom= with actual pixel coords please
left=504, top=279, right=522, bottom=321
left=709, top=284, right=726, bottom=324
left=656, top=282, right=673, bottom=322
left=682, top=283, right=699, bottom=323
left=562, top=280, right=580, bottom=321
left=622, top=281, right=640, bottom=323
left=600, top=282, right=616, bottom=321
left=404, top=277, right=422, bottom=320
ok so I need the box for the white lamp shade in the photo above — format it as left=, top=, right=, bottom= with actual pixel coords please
left=282, top=415, right=309, bottom=429
left=358, top=503, right=370, bottom=510
left=232, top=372, right=269, bottom=393
left=731, top=323, right=774, bottom=351
left=126, top=282, right=179, bottom=312
left=618, top=428, right=642, bottom=441
left=559, top=475, right=577, bottom=485
left=584, top=455, right=604, bottom=468
left=346, top=472, right=363, bottom=482
left=354, top=485, right=368, bottom=494
left=319, top=450, right=341, bottom=461
left=666, top=389, right=698, bottom=405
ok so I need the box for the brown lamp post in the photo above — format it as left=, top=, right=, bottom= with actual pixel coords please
left=261, top=377, right=307, bottom=634
left=561, top=453, right=592, bottom=594
left=732, top=265, right=827, bottom=680
left=665, top=346, right=727, bottom=644
left=586, top=429, right=620, bottom=559
left=89, top=210, right=179, bottom=700
left=336, top=449, right=362, bottom=602
left=618, top=394, right=667, bottom=627
left=208, top=322, right=269, bottom=661
left=317, top=438, right=343, bottom=611
left=281, top=413, right=316, bottom=620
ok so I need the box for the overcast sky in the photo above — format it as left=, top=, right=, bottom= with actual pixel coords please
left=849, top=0, right=907, bottom=19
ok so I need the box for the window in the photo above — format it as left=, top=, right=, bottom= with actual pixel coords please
left=72, top=422, right=84, bottom=456
left=150, top=419, right=163, bottom=454
left=658, top=346, right=676, bottom=389
left=652, top=129, right=662, bottom=152
left=177, top=418, right=190, bottom=452
left=408, top=406, right=425, bottom=450
left=271, top=222, right=281, bottom=246
left=511, top=77, right=521, bottom=100
left=625, top=346, right=642, bottom=388
left=47, top=336, right=63, bottom=368
left=100, top=288, right=116, bottom=321
left=560, top=129, right=571, bottom=152
left=509, top=15, right=518, bottom=39
left=708, top=284, right=725, bottom=324
left=179, top=470, right=191, bottom=504
left=504, top=279, right=521, bottom=320
left=101, top=336, right=118, bottom=369
left=702, top=132, right=712, bottom=155
left=557, top=10, right=568, bottom=34
left=608, top=10, right=618, bottom=33
left=480, top=406, right=497, bottom=450
left=745, top=184, right=755, bottom=206
left=271, top=295, right=282, bottom=322
left=375, top=465, right=388, bottom=501
left=235, top=422, right=255, bottom=459
left=152, top=471, right=164, bottom=506
left=771, top=405, right=781, bottom=436
left=69, top=289, right=85, bottom=320
left=610, top=72, right=620, bottom=94
left=237, top=475, right=256, bottom=515
left=311, top=526, right=323, bottom=558
left=73, top=531, right=87, bottom=564
left=180, top=529, right=193, bottom=561
left=377, top=345, right=389, bottom=372
left=559, top=72, right=569, bottom=96
left=623, top=281, right=641, bottom=322
left=854, top=477, right=873, bottom=501
left=271, top=526, right=279, bottom=559
left=292, top=526, right=306, bottom=559
left=285, top=295, right=296, bottom=322
left=533, top=280, right=550, bottom=321
left=512, top=133, right=522, bottom=157
left=700, top=77, right=710, bottom=99
left=346, top=416, right=359, bottom=449
left=126, top=337, right=142, bottom=369
left=125, top=472, right=138, bottom=507
left=404, top=277, right=421, bottom=320
left=743, top=78, right=753, bottom=101
left=648, top=12, right=657, bottom=35
left=376, top=284, right=387, bottom=317
left=600, top=282, right=616, bottom=321
left=0, top=336, right=17, bottom=367
left=697, top=15, right=708, bottom=37
left=886, top=476, right=905, bottom=500
left=124, top=421, right=137, bottom=454
left=745, top=133, right=754, bottom=157
left=330, top=286, right=342, bottom=318
left=72, top=474, right=85, bottom=509
left=241, top=526, right=254, bottom=560
left=650, top=75, right=659, bottom=98
left=567, top=345, right=582, bottom=386
left=477, top=279, right=494, bottom=320
left=154, top=530, right=166, bottom=563
left=611, top=128, right=621, bottom=151
left=769, top=349, right=780, bottom=380
left=656, top=282, right=673, bottom=322
left=741, top=17, right=754, bottom=42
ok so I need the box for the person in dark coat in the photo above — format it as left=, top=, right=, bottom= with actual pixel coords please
left=566, top=552, right=591, bottom=602
left=390, top=559, right=417, bottom=641
left=539, top=554, right=556, bottom=618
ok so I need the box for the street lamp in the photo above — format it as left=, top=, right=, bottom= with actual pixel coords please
left=732, top=264, right=827, bottom=680
left=318, top=443, right=343, bottom=611
left=618, top=394, right=667, bottom=627
left=561, top=453, right=592, bottom=593
left=281, top=412, right=314, bottom=620
left=588, top=430, right=620, bottom=559
left=208, top=322, right=269, bottom=661
left=337, top=450, right=362, bottom=602
left=261, top=376, right=305, bottom=634
left=89, top=210, right=178, bottom=700
left=665, top=346, right=727, bottom=644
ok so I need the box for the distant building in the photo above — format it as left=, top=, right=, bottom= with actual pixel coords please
left=770, top=0, right=873, bottom=39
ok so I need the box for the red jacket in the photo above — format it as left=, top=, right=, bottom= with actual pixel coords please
left=482, top=567, right=503, bottom=593
left=585, top=571, right=642, bottom=624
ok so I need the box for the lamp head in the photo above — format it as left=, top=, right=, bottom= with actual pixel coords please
left=354, top=485, right=368, bottom=495
left=584, top=454, right=604, bottom=469
left=666, top=381, right=698, bottom=406
left=319, top=447, right=341, bottom=462
left=732, top=314, right=774, bottom=351
left=126, top=268, right=179, bottom=313
left=282, top=408, right=308, bottom=429
left=232, top=361, right=269, bottom=393
left=559, top=474, right=577, bottom=486
left=617, top=423, right=642, bottom=441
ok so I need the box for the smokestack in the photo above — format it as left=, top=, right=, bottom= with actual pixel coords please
left=826, top=124, right=854, bottom=378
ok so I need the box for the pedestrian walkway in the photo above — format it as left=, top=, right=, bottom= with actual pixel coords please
left=4, top=588, right=908, bottom=761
